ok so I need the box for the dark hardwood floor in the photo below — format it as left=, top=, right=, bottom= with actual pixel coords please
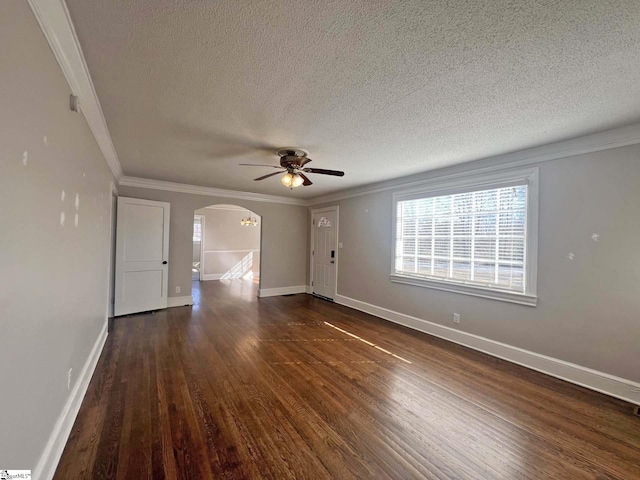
left=55, top=279, right=640, bottom=479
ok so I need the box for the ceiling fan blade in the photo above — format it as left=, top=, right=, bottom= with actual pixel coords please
left=254, top=171, right=283, bottom=181
left=299, top=173, right=313, bottom=186
left=240, top=164, right=283, bottom=168
left=302, top=168, right=345, bottom=177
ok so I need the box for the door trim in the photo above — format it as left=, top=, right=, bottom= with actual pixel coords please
left=309, top=206, right=339, bottom=300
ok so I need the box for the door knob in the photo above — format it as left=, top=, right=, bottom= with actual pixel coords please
left=162, top=261, right=168, bottom=264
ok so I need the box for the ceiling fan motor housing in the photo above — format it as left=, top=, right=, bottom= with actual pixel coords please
left=277, top=148, right=310, bottom=168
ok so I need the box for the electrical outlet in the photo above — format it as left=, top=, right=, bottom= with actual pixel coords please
left=67, top=368, right=73, bottom=390
left=453, top=313, right=461, bottom=324
left=175, top=286, right=181, bottom=294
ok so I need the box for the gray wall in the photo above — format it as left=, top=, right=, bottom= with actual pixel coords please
left=195, top=207, right=261, bottom=278
left=313, top=144, right=640, bottom=382
left=0, top=0, right=114, bottom=470
left=118, top=187, right=307, bottom=295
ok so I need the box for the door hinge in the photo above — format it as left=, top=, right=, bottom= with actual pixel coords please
left=311, top=281, right=314, bottom=286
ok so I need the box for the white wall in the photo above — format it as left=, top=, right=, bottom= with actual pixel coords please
left=313, top=144, right=640, bottom=385
left=195, top=206, right=261, bottom=279
left=0, top=0, right=114, bottom=471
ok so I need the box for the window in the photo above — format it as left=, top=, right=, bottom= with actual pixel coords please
left=317, top=216, right=332, bottom=227
left=391, top=168, right=538, bottom=306
left=193, top=217, right=202, bottom=242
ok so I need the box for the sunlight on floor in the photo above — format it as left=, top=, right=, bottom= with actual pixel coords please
left=323, top=321, right=413, bottom=364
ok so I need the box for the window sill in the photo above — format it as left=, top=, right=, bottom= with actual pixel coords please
left=389, top=273, right=537, bottom=307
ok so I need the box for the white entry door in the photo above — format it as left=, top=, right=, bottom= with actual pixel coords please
left=114, top=197, right=170, bottom=316
left=312, top=209, right=337, bottom=299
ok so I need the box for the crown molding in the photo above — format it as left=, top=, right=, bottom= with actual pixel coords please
left=28, top=0, right=123, bottom=181
left=306, top=123, right=640, bottom=205
left=119, top=176, right=308, bottom=206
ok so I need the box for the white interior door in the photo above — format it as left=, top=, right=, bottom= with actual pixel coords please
left=114, top=197, right=170, bottom=316
left=312, top=210, right=337, bottom=299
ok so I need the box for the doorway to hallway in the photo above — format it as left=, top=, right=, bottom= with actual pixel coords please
left=193, top=204, right=261, bottom=286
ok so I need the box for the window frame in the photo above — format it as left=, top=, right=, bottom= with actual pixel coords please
left=390, top=167, right=539, bottom=306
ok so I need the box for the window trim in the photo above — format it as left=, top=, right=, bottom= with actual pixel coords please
left=390, top=167, right=539, bottom=307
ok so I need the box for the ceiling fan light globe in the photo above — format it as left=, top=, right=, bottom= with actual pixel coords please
left=281, top=173, right=294, bottom=187
left=291, top=174, right=304, bottom=188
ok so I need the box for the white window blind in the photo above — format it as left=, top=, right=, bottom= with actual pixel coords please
left=395, top=185, right=528, bottom=293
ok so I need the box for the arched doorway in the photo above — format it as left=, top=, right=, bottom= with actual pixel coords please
left=192, top=204, right=261, bottom=287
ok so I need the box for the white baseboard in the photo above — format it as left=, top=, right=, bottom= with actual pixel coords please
left=258, top=285, right=307, bottom=297
left=167, top=296, right=194, bottom=308
left=34, top=323, right=108, bottom=480
left=335, top=294, right=640, bottom=406
left=201, top=273, right=223, bottom=281
left=305, top=285, right=312, bottom=294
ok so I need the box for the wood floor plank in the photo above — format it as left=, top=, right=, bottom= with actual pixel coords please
left=54, top=279, right=640, bottom=480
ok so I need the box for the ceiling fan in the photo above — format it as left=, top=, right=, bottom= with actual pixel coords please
left=240, top=148, right=344, bottom=188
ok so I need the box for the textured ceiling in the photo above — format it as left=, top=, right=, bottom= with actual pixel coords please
left=66, top=0, right=640, bottom=198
